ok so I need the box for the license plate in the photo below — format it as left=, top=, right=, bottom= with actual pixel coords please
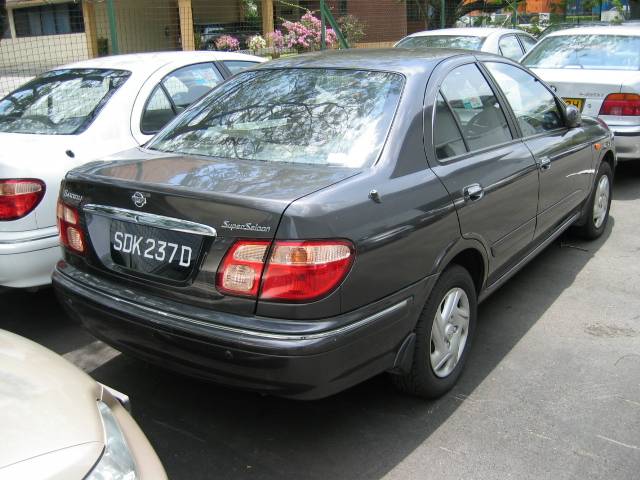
left=109, top=220, right=202, bottom=281
left=563, top=97, right=584, bottom=111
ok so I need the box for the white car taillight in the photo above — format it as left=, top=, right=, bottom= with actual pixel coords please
left=599, top=93, right=640, bottom=116
left=216, top=240, right=355, bottom=302
left=56, top=200, right=85, bottom=254
left=0, top=179, right=45, bottom=221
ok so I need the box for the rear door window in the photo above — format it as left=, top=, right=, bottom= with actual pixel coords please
left=499, top=35, right=525, bottom=60
left=161, top=63, right=223, bottom=110
left=518, top=34, right=537, bottom=52
left=440, top=64, right=512, bottom=153
left=485, top=62, right=563, bottom=136
left=433, top=93, right=467, bottom=160
left=141, top=85, right=175, bottom=134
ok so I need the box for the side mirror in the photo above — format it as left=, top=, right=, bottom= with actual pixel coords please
left=565, top=104, right=582, bottom=128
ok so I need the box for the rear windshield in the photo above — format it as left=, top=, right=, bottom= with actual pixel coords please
left=148, top=68, right=404, bottom=168
left=523, top=35, right=640, bottom=71
left=396, top=35, right=484, bottom=50
left=0, top=68, right=130, bottom=135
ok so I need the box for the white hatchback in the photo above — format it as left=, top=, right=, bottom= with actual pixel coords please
left=522, top=26, right=640, bottom=161
left=0, top=51, right=265, bottom=288
left=395, top=27, right=538, bottom=61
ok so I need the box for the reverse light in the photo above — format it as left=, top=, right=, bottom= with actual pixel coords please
left=216, top=240, right=270, bottom=297
left=56, top=200, right=85, bottom=254
left=0, top=179, right=45, bottom=221
left=216, top=239, right=355, bottom=302
left=599, top=93, right=640, bottom=116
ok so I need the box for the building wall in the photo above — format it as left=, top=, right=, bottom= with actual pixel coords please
left=93, top=0, right=180, bottom=54
left=525, top=0, right=556, bottom=13
left=191, top=0, right=242, bottom=25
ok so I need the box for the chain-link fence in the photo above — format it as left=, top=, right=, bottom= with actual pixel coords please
left=1, top=0, right=638, bottom=96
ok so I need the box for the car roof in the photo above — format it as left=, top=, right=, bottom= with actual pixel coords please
left=61, top=51, right=265, bottom=76
left=545, top=25, right=640, bottom=37
left=254, top=48, right=494, bottom=76
left=405, top=27, right=526, bottom=39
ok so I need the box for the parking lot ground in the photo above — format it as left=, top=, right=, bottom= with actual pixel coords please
left=2, top=164, right=640, bottom=480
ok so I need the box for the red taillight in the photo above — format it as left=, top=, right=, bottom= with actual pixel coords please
left=56, top=200, right=85, bottom=254
left=216, top=240, right=355, bottom=302
left=0, top=179, right=45, bottom=221
left=599, top=93, right=640, bottom=116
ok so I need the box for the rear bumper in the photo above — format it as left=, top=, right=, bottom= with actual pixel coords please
left=610, top=124, right=640, bottom=160
left=53, top=263, right=433, bottom=399
left=0, top=227, right=59, bottom=288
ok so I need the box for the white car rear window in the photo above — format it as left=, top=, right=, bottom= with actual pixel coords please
left=523, top=34, right=640, bottom=71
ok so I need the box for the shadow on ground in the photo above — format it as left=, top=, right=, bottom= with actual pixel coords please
left=1, top=170, right=635, bottom=480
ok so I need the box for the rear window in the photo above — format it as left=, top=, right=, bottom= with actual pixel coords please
left=223, top=60, right=260, bottom=74
left=148, top=68, right=404, bottom=168
left=396, top=35, right=484, bottom=50
left=0, top=68, right=130, bottom=135
left=523, top=34, right=640, bottom=71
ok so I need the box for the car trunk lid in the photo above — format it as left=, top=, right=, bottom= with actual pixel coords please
left=62, top=149, right=360, bottom=314
left=531, top=68, right=638, bottom=118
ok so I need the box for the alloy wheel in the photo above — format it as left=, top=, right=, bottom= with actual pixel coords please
left=429, top=287, right=470, bottom=378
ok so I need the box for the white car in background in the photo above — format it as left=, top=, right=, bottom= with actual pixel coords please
left=522, top=26, right=640, bottom=161
left=395, top=27, right=538, bottom=61
left=0, top=51, right=265, bottom=288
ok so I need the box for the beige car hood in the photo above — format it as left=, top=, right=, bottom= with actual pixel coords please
left=0, top=330, right=104, bottom=471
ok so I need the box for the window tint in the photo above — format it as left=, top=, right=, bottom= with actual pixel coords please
left=162, top=63, right=222, bottom=110
left=0, top=68, right=130, bottom=135
left=141, top=86, right=175, bottom=134
left=434, top=93, right=466, bottom=160
left=223, top=60, right=260, bottom=75
left=485, top=62, right=563, bottom=136
left=440, top=64, right=512, bottom=152
left=519, top=35, right=537, bottom=52
left=499, top=35, right=524, bottom=60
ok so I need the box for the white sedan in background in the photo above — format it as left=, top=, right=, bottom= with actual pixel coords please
left=395, top=27, right=538, bottom=60
left=522, top=26, right=640, bottom=161
left=0, top=50, right=264, bottom=288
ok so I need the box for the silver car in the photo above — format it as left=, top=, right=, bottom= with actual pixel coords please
left=0, top=330, right=167, bottom=479
left=395, top=27, right=538, bottom=61
left=522, top=26, right=640, bottom=161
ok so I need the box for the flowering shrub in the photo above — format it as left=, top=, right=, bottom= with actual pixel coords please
left=215, top=35, right=240, bottom=51
left=266, top=30, right=285, bottom=58
left=248, top=34, right=267, bottom=52
left=282, top=12, right=337, bottom=52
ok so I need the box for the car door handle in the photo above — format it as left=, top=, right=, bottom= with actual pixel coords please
left=463, top=184, right=484, bottom=202
left=540, top=157, right=551, bottom=170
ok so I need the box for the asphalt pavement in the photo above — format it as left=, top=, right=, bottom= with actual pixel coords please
left=2, top=163, right=639, bottom=480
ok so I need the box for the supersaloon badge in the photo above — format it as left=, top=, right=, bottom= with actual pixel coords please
left=131, top=191, right=147, bottom=208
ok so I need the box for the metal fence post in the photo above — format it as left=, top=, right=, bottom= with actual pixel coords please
left=321, top=0, right=326, bottom=50
left=106, top=0, right=119, bottom=54
left=441, top=0, right=445, bottom=28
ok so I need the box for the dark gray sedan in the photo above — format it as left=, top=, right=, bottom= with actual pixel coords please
left=53, top=49, right=614, bottom=400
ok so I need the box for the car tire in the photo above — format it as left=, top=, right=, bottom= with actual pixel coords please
left=392, top=265, right=477, bottom=399
left=576, top=161, right=613, bottom=240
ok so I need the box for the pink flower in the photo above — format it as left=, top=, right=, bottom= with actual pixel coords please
left=215, top=35, right=240, bottom=52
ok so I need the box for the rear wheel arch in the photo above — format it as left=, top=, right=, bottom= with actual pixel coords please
left=436, top=242, right=487, bottom=296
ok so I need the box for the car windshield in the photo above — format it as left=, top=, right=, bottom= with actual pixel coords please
left=396, top=35, right=484, bottom=50
left=0, top=68, right=130, bottom=135
left=523, top=34, right=640, bottom=71
left=148, top=68, right=404, bottom=168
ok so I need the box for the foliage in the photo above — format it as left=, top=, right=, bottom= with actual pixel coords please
left=215, top=35, right=240, bottom=52
left=282, top=12, right=337, bottom=52
left=266, top=30, right=285, bottom=58
left=248, top=34, right=267, bottom=52
left=337, top=14, right=366, bottom=45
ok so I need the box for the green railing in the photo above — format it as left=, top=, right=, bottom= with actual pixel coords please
left=319, top=0, right=349, bottom=50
